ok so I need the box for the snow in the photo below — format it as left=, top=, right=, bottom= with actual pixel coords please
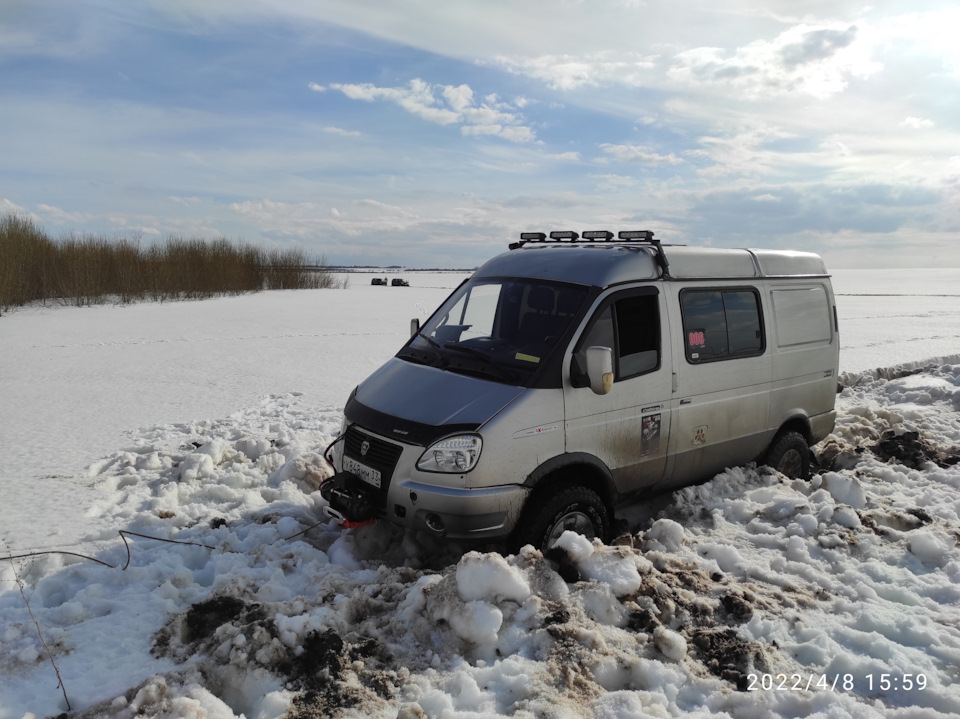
left=1, top=268, right=960, bottom=718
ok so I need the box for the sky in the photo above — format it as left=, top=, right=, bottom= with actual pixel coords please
left=2, top=0, right=959, bottom=269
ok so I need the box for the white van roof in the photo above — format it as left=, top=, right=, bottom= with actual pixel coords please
left=474, top=240, right=827, bottom=288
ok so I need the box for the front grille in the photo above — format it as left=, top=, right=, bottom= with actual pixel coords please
left=344, top=425, right=403, bottom=472
left=343, top=425, right=403, bottom=509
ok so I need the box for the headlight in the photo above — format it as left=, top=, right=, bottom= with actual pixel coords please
left=417, top=434, right=482, bottom=473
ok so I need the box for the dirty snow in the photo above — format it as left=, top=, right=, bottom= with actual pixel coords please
left=1, top=268, right=959, bottom=718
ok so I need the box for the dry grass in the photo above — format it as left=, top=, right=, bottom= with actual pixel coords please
left=0, top=214, right=344, bottom=314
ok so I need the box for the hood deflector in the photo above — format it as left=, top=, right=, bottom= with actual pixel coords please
left=347, top=359, right=525, bottom=446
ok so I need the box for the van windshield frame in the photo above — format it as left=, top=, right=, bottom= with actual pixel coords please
left=398, top=277, right=591, bottom=386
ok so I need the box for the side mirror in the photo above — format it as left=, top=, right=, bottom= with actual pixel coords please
left=585, top=346, right=614, bottom=395
left=410, top=318, right=420, bottom=338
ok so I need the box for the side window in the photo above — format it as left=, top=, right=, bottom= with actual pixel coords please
left=615, top=295, right=660, bottom=378
left=572, top=291, right=660, bottom=384
left=459, top=283, right=500, bottom=340
left=771, top=287, right=831, bottom=348
left=681, top=288, right=764, bottom=363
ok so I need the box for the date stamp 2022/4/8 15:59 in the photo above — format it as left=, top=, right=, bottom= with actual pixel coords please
left=747, top=673, right=928, bottom=693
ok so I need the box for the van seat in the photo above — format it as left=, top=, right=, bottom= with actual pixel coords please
left=521, top=286, right=564, bottom=344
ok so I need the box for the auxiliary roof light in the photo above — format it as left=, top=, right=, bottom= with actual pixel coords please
left=618, top=230, right=654, bottom=240
left=581, top=231, right=614, bottom=241
left=549, top=231, right=579, bottom=241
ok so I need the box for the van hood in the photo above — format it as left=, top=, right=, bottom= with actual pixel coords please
left=350, top=358, right=524, bottom=443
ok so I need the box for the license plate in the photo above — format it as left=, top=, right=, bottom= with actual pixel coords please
left=343, top=456, right=382, bottom=488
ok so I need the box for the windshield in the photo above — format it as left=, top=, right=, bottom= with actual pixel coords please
left=399, top=278, right=589, bottom=385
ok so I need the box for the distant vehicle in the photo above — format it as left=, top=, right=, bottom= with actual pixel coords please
left=370, top=277, right=388, bottom=286
left=391, top=278, right=410, bottom=287
left=323, top=230, right=839, bottom=552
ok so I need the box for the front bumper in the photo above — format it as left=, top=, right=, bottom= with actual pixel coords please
left=319, top=470, right=529, bottom=541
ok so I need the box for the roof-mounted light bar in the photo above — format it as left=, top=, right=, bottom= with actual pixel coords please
left=510, top=228, right=670, bottom=277
left=513, top=229, right=655, bottom=248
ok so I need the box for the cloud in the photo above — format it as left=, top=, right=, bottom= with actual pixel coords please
left=322, top=126, right=361, bottom=137
left=462, top=124, right=536, bottom=143
left=669, top=23, right=883, bottom=99
left=590, top=173, right=637, bottom=190
left=901, top=117, right=934, bottom=130
left=328, top=79, right=537, bottom=142
left=230, top=197, right=426, bottom=240
left=682, top=182, right=942, bottom=242
left=36, top=204, right=97, bottom=225
left=780, top=25, right=858, bottom=68
left=331, top=79, right=460, bottom=126
left=1, top=198, right=32, bottom=215
left=491, top=21, right=881, bottom=101
left=598, top=144, right=684, bottom=166
left=357, top=199, right=415, bottom=217
left=486, top=51, right=658, bottom=91
left=31, top=203, right=180, bottom=237
left=307, top=82, right=326, bottom=92
left=667, top=115, right=815, bottom=179
left=166, top=196, right=204, bottom=206
left=442, top=84, right=474, bottom=113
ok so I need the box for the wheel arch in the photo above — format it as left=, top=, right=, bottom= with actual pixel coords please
left=522, top=452, right=618, bottom=516
left=774, top=413, right=813, bottom=446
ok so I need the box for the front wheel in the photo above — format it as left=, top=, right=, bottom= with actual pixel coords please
left=764, top=431, right=810, bottom=479
left=510, top=485, right=610, bottom=553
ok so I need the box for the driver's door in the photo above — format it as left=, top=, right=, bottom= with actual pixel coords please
left=564, top=287, right=673, bottom=495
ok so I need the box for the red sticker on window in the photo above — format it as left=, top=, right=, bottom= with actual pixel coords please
left=688, top=331, right=705, bottom=347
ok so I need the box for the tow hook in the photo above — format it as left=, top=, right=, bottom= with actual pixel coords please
left=322, top=505, right=347, bottom=523
left=323, top=505, right=374, bottom=529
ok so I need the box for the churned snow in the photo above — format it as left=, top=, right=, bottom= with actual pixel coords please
left=1, top=268, right=959, bottom=718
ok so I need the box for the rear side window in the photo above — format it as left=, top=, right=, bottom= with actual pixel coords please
left=771, top=287, right=831, bottom=348
left=681, top=288, right=764, bottom=363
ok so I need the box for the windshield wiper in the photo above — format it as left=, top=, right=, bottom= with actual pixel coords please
left=443, top=344, right=520, bottom=383
left=410, top=332, right=447, bottom=367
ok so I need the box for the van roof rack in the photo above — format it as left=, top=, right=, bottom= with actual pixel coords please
left=510, top=229, right=670, bottom=277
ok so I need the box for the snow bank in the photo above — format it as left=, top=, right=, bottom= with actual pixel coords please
left=4, top=364, right=959, bottom=717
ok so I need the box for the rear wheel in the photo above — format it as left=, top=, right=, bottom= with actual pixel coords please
left=510, top=485, right=610, bottom=553
left=764, top=431, right=810, bottom=479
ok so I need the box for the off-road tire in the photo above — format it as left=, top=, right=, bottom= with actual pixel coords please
left=510, top=485, right=610, bottom=553
left=764, top=431, right=811, bottom=479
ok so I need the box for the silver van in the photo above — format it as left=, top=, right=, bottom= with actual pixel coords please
left=321, top=231, right=839, bottom=551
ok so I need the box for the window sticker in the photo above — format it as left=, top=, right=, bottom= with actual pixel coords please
left=688, top=330, right=706, bottom=347
left=642, top=414, right=661, bottom=454
left=515, top=352, right=540, bottom=363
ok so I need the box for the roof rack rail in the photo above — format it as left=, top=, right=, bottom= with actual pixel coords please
left=510, top=229, right=671, bottom=277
